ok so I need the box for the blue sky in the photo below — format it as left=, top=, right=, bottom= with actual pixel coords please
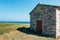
left=0, top=0, right=60, bottom=21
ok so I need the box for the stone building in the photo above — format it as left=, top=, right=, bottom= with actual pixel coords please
left=29, top=4, right=60, bottom=38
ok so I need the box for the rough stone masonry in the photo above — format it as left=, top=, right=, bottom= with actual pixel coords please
left=30, top=4, right=60, bottom=38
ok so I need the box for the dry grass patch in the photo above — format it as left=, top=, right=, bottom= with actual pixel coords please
left=56, top=36, right=60, bottom=40
left=0, top=30, right=55, bottom=40
left=0, top=23, right=55, bottom=40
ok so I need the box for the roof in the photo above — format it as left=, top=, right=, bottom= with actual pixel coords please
left=39, top=3, right=60, bottom=7
left=29, top=3, right=60, bottom=14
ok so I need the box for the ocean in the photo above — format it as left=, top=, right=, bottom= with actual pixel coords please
left=11, top=22, right=30, bottom=24
left=0, top=21, right=30, bottom=24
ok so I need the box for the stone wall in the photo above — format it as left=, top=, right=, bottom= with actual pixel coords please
left=30, top=4, right=57, bottom=37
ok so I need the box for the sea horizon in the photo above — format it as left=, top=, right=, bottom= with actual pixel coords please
left=0, top=21, right=30, bottom=24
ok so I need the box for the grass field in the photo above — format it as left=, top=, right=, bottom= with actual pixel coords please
left=0, top=23, right=56, bottom=40
left=0, top=23, right=29, bottom=35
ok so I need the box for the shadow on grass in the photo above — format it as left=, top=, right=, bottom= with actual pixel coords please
left=17, top=27, right=54, bottom=38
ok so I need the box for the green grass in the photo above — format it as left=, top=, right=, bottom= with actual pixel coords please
left=0, top=23, right=14, bottom=27
left=0, top=28, right=12, bottom=35
left=0, top=23, right=18, bottom=35
left=0, top=23, right=29, bottom=35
